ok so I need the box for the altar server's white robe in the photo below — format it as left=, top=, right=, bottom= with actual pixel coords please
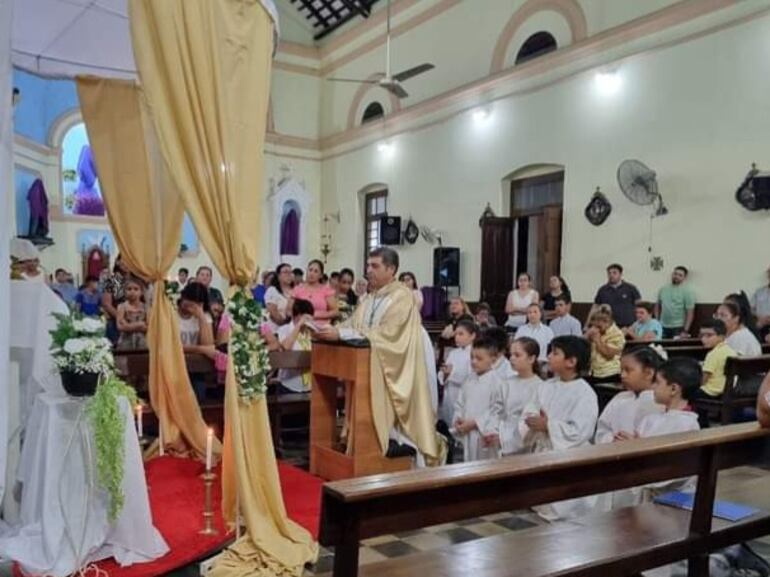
left=454, top=370, right=500, bottom=462
left=594, top=390, right=662, bottom=445
left=487, top=375, right=541, bottom=456
left=439, top=345, right=471, bottom=426
left=519, top=377, right=599, bottom=520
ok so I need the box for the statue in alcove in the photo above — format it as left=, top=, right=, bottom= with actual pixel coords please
left=73, top=145, right=105, bottom=216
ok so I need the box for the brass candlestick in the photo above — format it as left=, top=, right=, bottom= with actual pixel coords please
left=200, top=471, right=219, bottom=536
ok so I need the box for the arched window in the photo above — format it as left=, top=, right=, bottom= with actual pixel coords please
left=361, top=101, right=385, bottom=125
left=515, top=31, right=557, bottom=65
left=61, top=122, right=105, bottom=216
left=279, top=200, right=301, bottom=256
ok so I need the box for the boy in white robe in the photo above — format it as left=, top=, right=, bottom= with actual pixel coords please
left=439, top=319, right=477, bottom=427
left=519, top=335, right=598, bottom=521
left=635, top=357, right=701, bottom=500
left=453, top=336, right=502, bottom=462
left=484, top=337, right=542, bottom=456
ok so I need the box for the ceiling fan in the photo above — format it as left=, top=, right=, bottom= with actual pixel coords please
left=327, top=0, right=435, bottom=98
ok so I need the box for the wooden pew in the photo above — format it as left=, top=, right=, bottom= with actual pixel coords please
left=266, top=350, right=312, bottom=455
left=694, top=354, right=770, bottom=425
left=114, top=349, right=216, bottom=394
left=319, top=423, right=770, bottom=577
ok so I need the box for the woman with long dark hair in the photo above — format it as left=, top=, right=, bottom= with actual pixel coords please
left=265, top=263, right=294, bottom=328
left=541, top=275, right=570, bottom=321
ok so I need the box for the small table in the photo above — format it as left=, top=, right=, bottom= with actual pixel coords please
left=0, top=393, right=168, bottom=576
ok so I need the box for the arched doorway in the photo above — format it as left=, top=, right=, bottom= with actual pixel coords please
left=480, top=165, right=564, bottom=316
left=279, top=200, right=301, bottom=256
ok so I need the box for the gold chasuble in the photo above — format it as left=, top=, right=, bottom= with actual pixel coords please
left=344, top=281, right=446, bottom=466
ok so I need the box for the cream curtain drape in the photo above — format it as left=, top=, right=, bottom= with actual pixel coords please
left=128, top=1, right=317, bottom=574
left=76, top=77, right=217, bottom=458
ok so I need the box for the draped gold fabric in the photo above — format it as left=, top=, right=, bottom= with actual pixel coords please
left=347, top=281, right=445, bottom=464
left=128, top=1, right=317, bottom=574
left=76, top=77, right=216, bottom=457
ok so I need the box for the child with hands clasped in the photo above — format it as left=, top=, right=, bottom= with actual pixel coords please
left=438, top=319, right=477, bottom=427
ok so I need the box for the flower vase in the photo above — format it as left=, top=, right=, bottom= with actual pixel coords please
left=60, top=371, right=100, bottom=397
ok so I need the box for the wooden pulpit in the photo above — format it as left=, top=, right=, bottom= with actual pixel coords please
left=310, top=341, right=412, bottom=480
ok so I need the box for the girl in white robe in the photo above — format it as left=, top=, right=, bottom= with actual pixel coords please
left=453, top=337, right=502, bottom=462
left=518, top=336, right=598, bottom=521
left=595, top=346, right=664, bottom=510
left=438, top=319, right=477, bottom=426
left=485, top=337, right=542, bottom=456
left=595, top=346, right=664, bottom=444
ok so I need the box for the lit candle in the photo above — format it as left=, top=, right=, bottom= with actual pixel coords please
left=158, top=421, right=165, bottom=457
left=205, top=428, right=213, bottom=472
left=136, top=404, right=143, bottom=438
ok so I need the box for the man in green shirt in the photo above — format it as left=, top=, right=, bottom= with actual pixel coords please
left=655, top=266, right=696, bottom=339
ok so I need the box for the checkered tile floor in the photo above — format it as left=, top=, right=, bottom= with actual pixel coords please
left=303, top=510, right=546, bottom=576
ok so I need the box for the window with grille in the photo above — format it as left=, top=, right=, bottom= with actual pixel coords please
left=363, top=189, right=388, bottom=268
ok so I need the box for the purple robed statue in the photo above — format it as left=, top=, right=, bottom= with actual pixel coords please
left=73, top=145, right=105, bottom=216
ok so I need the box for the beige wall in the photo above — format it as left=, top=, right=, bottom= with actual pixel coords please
left=319, top=10, right=770, bottom=303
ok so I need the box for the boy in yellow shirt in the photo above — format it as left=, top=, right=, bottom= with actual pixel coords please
left=693, top=319, right=736, bottom=427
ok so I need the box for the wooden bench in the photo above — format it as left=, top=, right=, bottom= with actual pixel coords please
left=266, top=350, right=312, bottom=454
left=694, top=354, right=770, bottom=425
left=114, top=350, right=216, bottom=395
left=319, top=423, right=770, bottom=577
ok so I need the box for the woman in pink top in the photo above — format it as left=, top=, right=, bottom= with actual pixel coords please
left=292, top=259, right=338, bottom=325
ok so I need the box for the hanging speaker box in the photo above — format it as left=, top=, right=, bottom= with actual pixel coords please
left=380, top=216, right=402, bottom=245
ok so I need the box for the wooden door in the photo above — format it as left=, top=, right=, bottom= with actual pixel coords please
left=480, top=217, right=514, bottom=319
left=542, top=205, right=562, bottom=286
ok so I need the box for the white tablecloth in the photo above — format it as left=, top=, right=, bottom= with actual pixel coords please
left=9, top=281, right=69, bottom=423
left=0, top=393, right=168, bottom=576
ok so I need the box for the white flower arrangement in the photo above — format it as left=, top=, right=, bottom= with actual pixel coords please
left=50, top=313, right=115, bottom=375
left=227, top=290, right=271, bottom=401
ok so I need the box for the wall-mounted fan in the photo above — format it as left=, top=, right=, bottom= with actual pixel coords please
left=617, top=159, right=668, bottom=216
left=419, top=225, right=442, bottom=246
left=327, top=0, right=435, bottom=99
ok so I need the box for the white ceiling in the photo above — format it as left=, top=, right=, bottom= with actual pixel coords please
left=12, top=0, right=135, bottom=78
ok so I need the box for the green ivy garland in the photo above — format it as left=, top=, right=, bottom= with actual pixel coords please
left=227, top=289, right=271, bottom=401
left=86, top=374, right=138, bottom=521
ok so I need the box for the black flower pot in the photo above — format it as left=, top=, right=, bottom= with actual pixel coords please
left=60, top=371, right=100, bottom=397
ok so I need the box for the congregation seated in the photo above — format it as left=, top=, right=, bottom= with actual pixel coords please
left=623, top=301, right=662, bottom=342
left=398, top=271, right=423, bottom=310
left=514, top=303, right=553, bottom=362
left=690, top=318, right=737, bottom=427
left=540, top=275, right=570, bottom=321
left=717, top=299, right=762, bottom=356
left=585, top=305, right=624, bottom=383
left=276, top=299, right=315, bottom=394
left=504, top=272, right=539, bottom=331
left=265, top=263, right=295, bottom=328
left=440, top=296, right=473, bottom=340
left=751, top=266, right=770, bottom=342
left=549, top=294, right=583, bottom=337
left=195, top=265, right=223, bottom=308
left=292, top=259, right=338, bottom=325
left=473, top=301, right=497, bottom=329
left=76, top=275, right=102, bottom=317
left=335, top=268, right=358, bottom=323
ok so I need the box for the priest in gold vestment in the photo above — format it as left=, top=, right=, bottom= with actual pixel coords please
left=318, top=247, right=446, bottom=466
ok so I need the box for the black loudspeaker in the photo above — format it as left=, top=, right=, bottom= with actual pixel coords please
left=433, top=247, right=460, bottom=287
left=380, top=216, right=402, bottom=245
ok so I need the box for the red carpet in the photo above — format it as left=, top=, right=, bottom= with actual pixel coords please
left=14, top=457, right=323, bottom=577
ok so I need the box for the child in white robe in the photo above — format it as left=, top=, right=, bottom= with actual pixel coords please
left=438, top=319, right=477, bottom=427
left=595, top=346, right=664, bottom=445
left=519, top=335, right=598, bottom=521
left=485, top=326, right=517, bottom=383
left=595, top=346, right=664, bottom=510
left=453, top=336, right=502, bottom=462
left=484, top=337, right=542, bottom=456
left=635, top=357, right=701, bottom=501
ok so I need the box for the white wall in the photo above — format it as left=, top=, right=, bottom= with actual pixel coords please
left=320, top=12, right=770, bottom=303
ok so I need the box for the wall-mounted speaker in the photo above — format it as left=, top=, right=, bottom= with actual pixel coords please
left=380, top=216, right=402, bottom=245
left=433, top=247, right=460, bottom=287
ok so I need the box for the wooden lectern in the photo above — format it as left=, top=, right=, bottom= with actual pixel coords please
left=310, top=341, right=412, bottom=480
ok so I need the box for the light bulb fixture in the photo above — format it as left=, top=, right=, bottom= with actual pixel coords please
left=472, top=107, right=490, bottom=123
left=595, top=70, right=621, bottom=95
